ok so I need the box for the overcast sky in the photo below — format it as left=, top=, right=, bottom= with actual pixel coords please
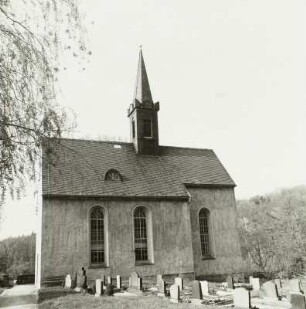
left=1, top=0, right=305, bottom=239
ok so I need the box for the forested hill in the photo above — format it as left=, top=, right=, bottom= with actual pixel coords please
left=237, top=185, right=306, bottom=277
left=0, top=233, right=35, bottom=277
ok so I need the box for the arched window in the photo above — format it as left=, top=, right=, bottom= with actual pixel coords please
left=199, top=208, right=210, bottom=256
left=134, top=207, right=148, bottom=261
left=90, top=207, right=105, bottom=264
left=105, top=169, right=123, bottom=181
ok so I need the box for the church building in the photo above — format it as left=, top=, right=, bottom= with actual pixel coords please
left=35, top=50, right=242, bottom=287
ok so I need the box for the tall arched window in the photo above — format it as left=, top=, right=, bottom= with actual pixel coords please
left=134, top=207, right=148, bottom=261
left=90, top=207, right=105, bottom=264
left=199, top=208, right=210, bottom=256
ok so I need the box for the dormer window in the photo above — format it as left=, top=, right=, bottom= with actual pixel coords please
left=105, top=169, right=123, bottom=181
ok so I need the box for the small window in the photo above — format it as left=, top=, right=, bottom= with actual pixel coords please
left=105, top=169, right=122, bottom=181
left=132, top=120, right=135, bottom=139
left=199, top=208, right=210, bottom=256
left=143, top=119, right=152, bottom=137
left=90, top=207, right=105, bottom=264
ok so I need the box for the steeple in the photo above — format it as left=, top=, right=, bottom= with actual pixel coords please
left=128, top=48, right=160, bottom=156
left=134, top=48, right=153, bottom=104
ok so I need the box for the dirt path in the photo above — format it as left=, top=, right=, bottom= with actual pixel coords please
left=0, top=285, right=38, bottom=308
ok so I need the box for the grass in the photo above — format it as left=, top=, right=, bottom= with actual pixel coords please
left=38, top=293, right=225, bottom=309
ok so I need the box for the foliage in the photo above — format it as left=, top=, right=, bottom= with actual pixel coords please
left=237, top=185, right=306, bottom=278
left=0, top=0, right=88, bottom=204
left=0, top=233, right=36, bottom=277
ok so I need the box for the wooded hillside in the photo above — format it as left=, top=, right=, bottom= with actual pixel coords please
left=0, top=233, right=35, bottom=277
left=237, top=185, right=306, bottom=278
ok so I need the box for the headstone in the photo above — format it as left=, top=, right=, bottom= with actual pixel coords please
left=262, top=281, right=279, bottom=299
left=137, top=277, right=142, bottom=290
left=157, top=279, right=166, bottom=297
left=71, top=272, right=77, bottom=289
left=291, top=293, right=306, bottom=309
left=175, top=277, right=183, bottom=291
left=116, top=275, right=122, bottom=289
left=95, top=279, right=102, bottom=297
left=101, top=274, right=106, bottom=285
left=227, top=275, right=234, bottom=289
left=250, top=277, right=260, bottom=291
left=130, top=272, right=139, bottom=288
left=233, top=287, right=251, bottom=308
left=170, top=284, right=180, bottom=303
left=200, top=280, right=209, bottom=296
left=192, top=280, right=202, bottom=299
left=107, top=276, right=112, bottom=285
left=274, top=279, right=282, bottom=290
left=65, top=274, right=72, bottom=288
left=290, top=279, right=302, bottom=293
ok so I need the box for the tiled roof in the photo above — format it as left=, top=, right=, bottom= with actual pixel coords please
left=42, top=139, right=235, bottom=199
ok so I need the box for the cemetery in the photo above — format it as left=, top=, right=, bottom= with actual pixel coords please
left=36, top=270, right=306, bottom=309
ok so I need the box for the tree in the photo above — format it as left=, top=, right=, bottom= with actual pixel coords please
left=0, top=0, right=89, bottom=205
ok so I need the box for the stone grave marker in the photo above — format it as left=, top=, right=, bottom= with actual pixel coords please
left=130, top=272, right=139, bottom=287
left=116, top=275, right=122, bottom=289
left=227, top=275, right=234, bottom=289
left=71, top=272, right=77, bottom=289
left=101, top=274, right=106, bottom=285
left=157, top=279, right=167, bottom=297
left=191, top=280, right=203, bottom=305
left=107, top=276, right=112, bottom=285
left=263, top=281, right=279, bottom=299
left=170, top=284, right=180, bottom=303
left=290, top=279, right=302, bottom=293
left=95, top=279, right=102, bottom=297
left=200, top=280, right=209, bottom=296
left=175, top=277, right=183, bottom=291
left=233, top=287, right=251, bottom=308
left=291, top=293, right=306, bottom=309
left=65, top=274, right=71, bottom=289
left=250, top=277, right=260, bottom=291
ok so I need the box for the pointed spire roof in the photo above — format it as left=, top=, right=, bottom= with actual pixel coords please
left=134, top=48, right=153, bottom=104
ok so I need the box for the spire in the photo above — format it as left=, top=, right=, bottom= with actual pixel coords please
left=134, top=47, right=153, bottom=104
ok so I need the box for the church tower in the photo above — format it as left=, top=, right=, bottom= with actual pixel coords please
left=127, top=49, right=160, bottom=156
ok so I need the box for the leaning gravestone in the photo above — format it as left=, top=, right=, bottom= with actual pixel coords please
left=175, top=277, right=183, bottom=291
left=65, top=274, right=72, bottom=288
left=227, top=275, right=234, bottom=289
left=95, top=279, right=102, bottom=297
left=200, top=280, right=209, bottom=296
left=290, top=279, right=302, bottom=293
left=191, top=280, right=203, bottom=305
left=290, top=293, right=306, bottom=309
left=263, top=281, right=279, bottom=299
left=233, top=287, right=251, bottom=308
left=170, top=284, right=180, bottom=303
left=116, top=275, right=122, bottom=289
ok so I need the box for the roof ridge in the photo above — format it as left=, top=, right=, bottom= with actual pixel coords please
left=52, top=137, right=133, bottom=145
left=159, top=144, right=213, bottom=151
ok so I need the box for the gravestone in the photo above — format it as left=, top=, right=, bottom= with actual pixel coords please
left=200, top=280, right=209, bottom=296
left=263, top=281, right=279, bottom=299
left=274, top=279, right=282, bottom=290
left=105, top=284, right=114, bottom=296
left=175, top=277, right=183, bottom=291
left=170, top=284, right=180, bottom=303
left=157, top=279, right=167, bottom=297
left=116, top=275, right=122, bottom=289
left=227, top=275, right=234, bottom=289
left=101, top=274, right=106, bottom=285
left=291, top=293, right=306, bottom=309
left=233, top=287, right=251, bottom=308
left=95, top=279, right=102, bottom=297
left=70, top=272, right=77, bottom=289
left=191, top=280, right=203, bottom=305
left=250, top=277, right=260, bottom=291
left=129, top=272, right=142, bottom=290
left=107, top=276, right=112, bottom=285
left=65, top=274, right=71, bottom=288
left=290, top=279, right=302, bottom=293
